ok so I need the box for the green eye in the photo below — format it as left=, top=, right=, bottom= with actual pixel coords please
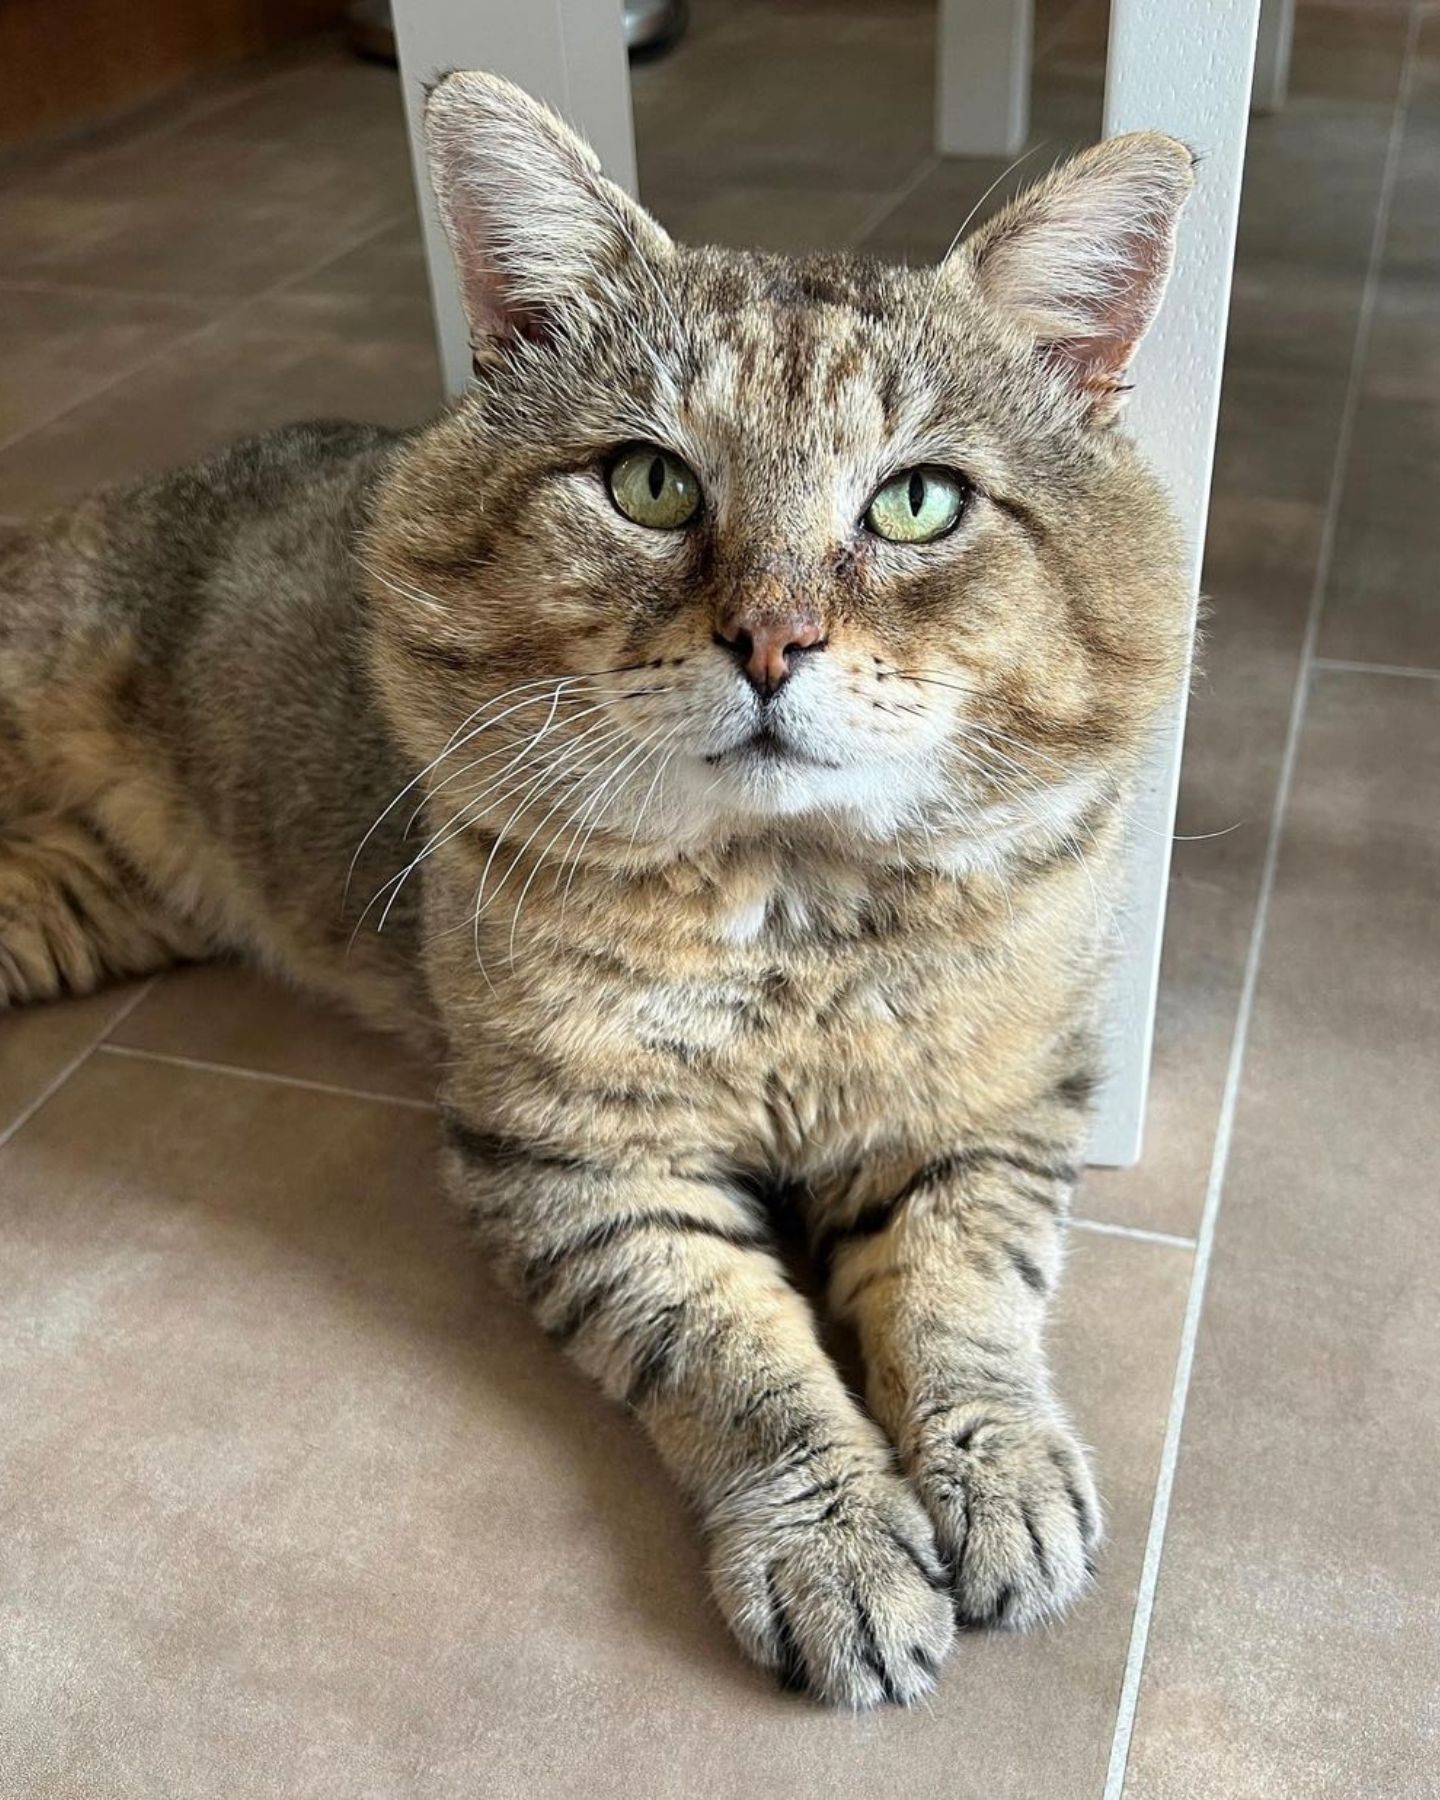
left=608, top=444, right=701, bottom=529
left=865, top=467, right=967, bottom=543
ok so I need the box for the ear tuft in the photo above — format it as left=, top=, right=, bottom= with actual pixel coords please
left=955, top=132, right=1195, bottom=418
left=424, top=71, right=672, bottom=359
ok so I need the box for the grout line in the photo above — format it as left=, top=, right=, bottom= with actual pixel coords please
left=95, top=1041, right=437, bottom=1112
left=0, top=976, right=157, bottom=1154
left=0, top=207, right=413, bottom=461
left=845, top=157, right=942, bottom=249
left=1101, top=8, right=1424, bottom=1796
left=1067, top=1217, right=1197, bottom=1252
left=0, top=275, right=223, bottom=309
left=1312, top=656, right=1440, bottom=681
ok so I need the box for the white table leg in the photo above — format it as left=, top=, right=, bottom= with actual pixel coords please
left=391, top=0, right=636, bottom=397
left=935, top=0, right=1033, bottom=157
left=1088, top=0, right=1261, bottom=1166
left=1252, top=0, right=1294, bottom=115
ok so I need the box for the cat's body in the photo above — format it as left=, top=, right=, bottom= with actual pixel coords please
left=0, top=74, right=1194, bottom=1706
left=0, top=423, right=427, bottom=1026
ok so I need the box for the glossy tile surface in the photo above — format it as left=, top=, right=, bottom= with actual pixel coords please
left=0, top=1054, right=1191, bottom=1800
left=1119, top=674, right=1440, bottom=1799
left=110, top=964, right=437, bottom=1103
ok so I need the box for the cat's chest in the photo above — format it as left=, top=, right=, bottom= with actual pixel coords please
left=449, top=856, right=1059, bottom=1167
left=597, top=871, right=1003, bottom=1084
left=598, top=891, right=1029, bottom=1169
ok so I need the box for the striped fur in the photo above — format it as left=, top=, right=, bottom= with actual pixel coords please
left=0, top=77, right=1194, bottom=1706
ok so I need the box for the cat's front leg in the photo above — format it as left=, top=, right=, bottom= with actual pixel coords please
left=816, top=1122, right=1102, bottom=1631
left=441, top=1111, right=955, bottom=1705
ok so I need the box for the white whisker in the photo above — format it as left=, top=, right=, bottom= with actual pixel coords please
left=556, top=723, right=673, bottom=924
left=362, top=715, right=631, bottom=938
left=345, top=667, right=642, bottom=914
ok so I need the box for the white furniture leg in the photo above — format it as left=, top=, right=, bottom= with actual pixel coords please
left=392, top=0, right=636, bottom=397
left=935, top=0, right=1033, bottom=156
left=1252, top=0, right=1294, bottom=115
left=1088, top=0, right=1261, bottom=1166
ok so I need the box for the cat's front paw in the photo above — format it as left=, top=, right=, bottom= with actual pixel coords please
left=910, top=1401, right=1102, bottom=1630
left=707, top=1451, right=956, bottom=1707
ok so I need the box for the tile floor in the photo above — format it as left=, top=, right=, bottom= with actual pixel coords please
left=1, top=2, right=1436, bottom=1794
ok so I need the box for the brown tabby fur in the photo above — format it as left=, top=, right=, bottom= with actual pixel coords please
left=0, top=74, right=1193, bottom=1705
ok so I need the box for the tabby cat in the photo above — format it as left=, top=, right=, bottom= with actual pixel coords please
left=0, top=73, right=1193, bottom=1705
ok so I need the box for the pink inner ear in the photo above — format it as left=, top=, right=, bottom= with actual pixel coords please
left=1038, top=217, right=1173, bottom=394
left=968, top=143, right=1190, bottom=416
left=452, top=207, right=555, bottom=356
left=1042, top=336, right=1131, bottom=399
left=471, top=302, right=555, bottom=372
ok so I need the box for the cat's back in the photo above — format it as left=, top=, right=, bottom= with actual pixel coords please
left=0, top=420, right=431, bottom=1032
left=1, top=419, right=399, bottom=662
left=2, top=418, right=411, bottom=801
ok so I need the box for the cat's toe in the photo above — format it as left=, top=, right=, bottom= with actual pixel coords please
left=708, top=1455, right=956, bottom=1707
left=911, top=1403, right=1102, bottom=1631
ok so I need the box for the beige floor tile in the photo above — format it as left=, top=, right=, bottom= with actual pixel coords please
left=0, top=1052, right=1193, bottom=1799
left=1316, top=21, right=1440, bottom=672
left=0, top=52, right=413, bottom=302
left=177, top=43, right=411, bottom=164
left=1362, top=277, right=1440, bottom=401
left=0, top=284, right=215, bottom=447
left=0, top=982, right=148, bottom=1141
left=1223, top=262, right=1362, bottom=384
left=1084, top=497, right=1329, bottom=1235
left=110, top=964, right=436, bottom=1103
left=1317, top=390, right=1440, bottom=668
left=1209, top=367, right=1353, bottom=507
left=1235, top=103, right=1403, bottom=282
left=0, top=259, right=438, bottom=512
left=631, top=4, right=936, bottom=194
left=1380, top=10, right=1440, bottom=282
left=0, top=35, right=332, bottom=181
left=280, top=212, right=431, bottom=308
left=1119, top=672, right=1440, bottom=1799
left=1284, top=0, right=1413, bottom=101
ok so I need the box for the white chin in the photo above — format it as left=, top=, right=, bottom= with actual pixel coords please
left=667, top=750, right=903, bottom=832
left=711, top=756, right=833, bottom=817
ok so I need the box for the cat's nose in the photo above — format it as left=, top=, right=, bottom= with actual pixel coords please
left=713, top=612, right=826, bottom=699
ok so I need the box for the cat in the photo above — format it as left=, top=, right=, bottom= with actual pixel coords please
left=0, top=72, right=1193, bottom=1706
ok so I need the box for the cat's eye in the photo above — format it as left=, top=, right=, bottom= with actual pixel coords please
left=865, top=467, right=967, bottom=544
left=608, top=444, right=702, bottom=530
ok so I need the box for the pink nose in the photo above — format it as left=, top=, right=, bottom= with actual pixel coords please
left=713, top=612, right=826, bottom=698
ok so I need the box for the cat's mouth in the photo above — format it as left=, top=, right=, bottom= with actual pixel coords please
left=703, top=722, right=841, bottom=772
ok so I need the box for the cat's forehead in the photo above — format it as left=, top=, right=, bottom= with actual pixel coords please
left=682, top=311, right=892, bottom=442
left=669, top=251, right=934, bottom=459
left=682, top=248, right=910, bottom=320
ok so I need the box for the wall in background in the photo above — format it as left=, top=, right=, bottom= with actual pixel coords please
left=0, top=0, right=349, bottom=150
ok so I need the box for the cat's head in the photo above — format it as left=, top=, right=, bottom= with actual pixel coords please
left=368, top=72, right=1194, bottom=867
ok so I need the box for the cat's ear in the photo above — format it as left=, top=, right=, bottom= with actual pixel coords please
left=424, top=70, right=673, bottom=357
left=951, top=133, right=1194, bottom=418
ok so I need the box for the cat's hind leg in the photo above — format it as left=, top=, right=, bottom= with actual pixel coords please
left=0, top=812, right=205, bottom=1007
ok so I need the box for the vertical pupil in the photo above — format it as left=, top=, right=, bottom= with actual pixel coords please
left=908, top=470, right=925, bottom=517
left=648, top=456, right=665, bottom=501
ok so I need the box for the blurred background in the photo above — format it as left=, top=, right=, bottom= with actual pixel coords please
left=1, top=3, right=1435, bottom=1797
